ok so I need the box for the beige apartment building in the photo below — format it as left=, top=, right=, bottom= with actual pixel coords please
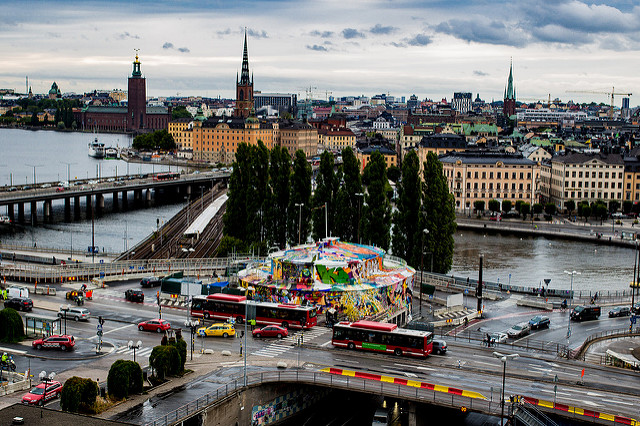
left=318, top=128, right=356, bottom=152
left=439, top=152, right=540, bottom=213
left=279, top=121, right=318, bottom=158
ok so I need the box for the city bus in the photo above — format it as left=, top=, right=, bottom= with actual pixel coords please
left=190, top=293, right=317, bottom=329
left=331, top=320, right=433, bottom=357
left=153, top=172, right=180, bottom=181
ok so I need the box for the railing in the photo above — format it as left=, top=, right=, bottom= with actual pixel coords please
left=146, top=370, right=504, bottom=426
left=571, top=326, right=640, bottom=360
left=443, top=328, right=569, bottom=357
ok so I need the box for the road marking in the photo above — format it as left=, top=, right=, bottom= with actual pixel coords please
left=539, top=389, right=570, bottom=396
left=416, top=366, right=435, bottom=371
left=607, top=400, right=634, bottom=406
left=335, top=358, right=358, bottom=363
left=321, top=340, right=332, bottom=347
left=474, top=361, right=498, bottom=367
left=405, top=372, right=417, bottom=378
left=581, top=400, right=601, bottom=407
left=104, top=323, right=135, bottom=335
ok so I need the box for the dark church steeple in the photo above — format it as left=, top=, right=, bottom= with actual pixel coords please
left=503, top=59, right=516, bottom=117
left=233, top=30, right=254, bottom=118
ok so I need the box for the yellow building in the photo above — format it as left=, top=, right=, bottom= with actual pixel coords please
left=439, top=152, right=540, bottom=213
left=279, top=121, right=318, bottom=158
left=318, top=128, right=356, bottom=152
left=356, top=146, right=397, bottom=171
left=168, top=118, right=193, bottom=151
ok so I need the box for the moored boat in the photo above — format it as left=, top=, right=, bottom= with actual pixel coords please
left=88, top=137, right=105, bottom=158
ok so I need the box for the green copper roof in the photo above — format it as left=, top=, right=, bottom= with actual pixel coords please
left=504, top=61, right=515, bottom=100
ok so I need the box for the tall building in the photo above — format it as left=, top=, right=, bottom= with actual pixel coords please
left=503, top=60, right=516, bottom=117
left=233, top=32, right=254, bottom=118
left=128, top=53, right=146, bottom=130
left=452, top=92, right=472, bottom=113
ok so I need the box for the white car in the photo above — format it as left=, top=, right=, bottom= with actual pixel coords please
left=489, top=332, right=508, bottom=344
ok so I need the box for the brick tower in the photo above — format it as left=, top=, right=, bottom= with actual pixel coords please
left=128, top=52, right=146, bottom=130
left=233, top=32, right=254, bottom=118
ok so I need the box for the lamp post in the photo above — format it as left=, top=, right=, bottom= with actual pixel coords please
left=355, top=193, right=364, bottom=244
left=493, top=352, right=519, bottom=425
left=25, top=164, right=43, bottom=186
left=38, top=371, right=56, bottom=407
left=60, top=304, right=70, bottom=335
left=295, top=203, right=304, bottom=245
left=91, top=186, right=96, bottom=264
left=60, top=161, right=76, bottom=184
left=563, top=270, right=580, bottom=340
left=184, top=319, right=199, bottom=361
left=128, top=340, right=142, bottom=362
left=633, top=242, right=638, bottom=310
left=420, top=229, right=429, bottom=316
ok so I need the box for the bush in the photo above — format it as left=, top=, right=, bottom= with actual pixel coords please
left=149, top=345, right=180, bottom=380
left=107, top=360, right=143, bottom=399
left=61, top=376, right=99, bottom=413
left=0, top=308, right=24, bottom=343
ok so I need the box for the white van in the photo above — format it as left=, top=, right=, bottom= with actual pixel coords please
left=8, top=286, right=29, bottom=298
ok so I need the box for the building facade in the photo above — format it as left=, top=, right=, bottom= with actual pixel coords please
left=356, top=146, right=397, bottom=171
left=318, top=128, right=356, bottom=152
left=452, top=92, right=472, bottom=113
left=279, top=120, right=318, bottom=158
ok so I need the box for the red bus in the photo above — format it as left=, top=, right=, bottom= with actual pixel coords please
left=332, top=320, right=433, bottom=357
left=190, top=294, right=317, bottom=329
left=153, top=172, right=180, bottom=181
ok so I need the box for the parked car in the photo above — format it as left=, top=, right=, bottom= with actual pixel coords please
left=125, top=289, right=145, bottom=303
left=529, top=315, right=550, bottom=330
left=489, top=332, right=508, bottom=344
left=507, top=322, right=531, bottom=338
left=140, top=276, right=161, bottom=287
left=21, top=380, right=63, bottom=405
left=7, top=186, right=17, bottom=192
left=138, top=319, right=171, bottom=333
left=503, top=211, right=520, bottom=219
left=432, top=339, right=448, bottom=355
left=40, top=183, right=51, bottom=189
left=570, top=305, right=601, bottom=321
left=489, top=214, right=501, bottom=221
left=55, top=186, right=65, bottom=192
left=252, top=325, right=288, bottom=339
left=32, top=335, right=75, bottom=351
left=198, top=323, right=236, bottom=338
left=609, top=306, right=631, bottom=318
left=57, top=306, right=90, bottom=321
left=4, top=297, right=33, bottom=311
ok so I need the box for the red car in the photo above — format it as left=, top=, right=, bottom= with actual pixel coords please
left=32, top=335, right=75, bottom=351
left=252, top=325, right=289, bottom=339
left=22, top=380, right=63, bottom=406
left=138, top=319, right=171, bottom=333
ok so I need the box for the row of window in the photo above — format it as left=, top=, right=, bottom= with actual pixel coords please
left=447, top=170, right=533, bottom=180
left=565, top=191, right=621, bottom=200
left=464, top=193, right=527, bottom=200
left=565, top=181, right=623, bottom=189
left=565, top=171, right=623, bottom=179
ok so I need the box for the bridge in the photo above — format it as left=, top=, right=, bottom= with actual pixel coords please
left=0, top=170, right=229, bottom=224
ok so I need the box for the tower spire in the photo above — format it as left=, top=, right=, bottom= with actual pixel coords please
left=132, top=48, right=142, bottom=77
left=240, top=28, right=250, bottom=85
left=505, top=58, right=515, bottom=100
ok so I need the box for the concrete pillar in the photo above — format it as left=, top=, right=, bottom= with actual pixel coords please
left=186, top=184, right=192, bottom=197
left=43, top=200, right=52, bottom=223
left=407, top=401, right=418, bottom=426
left=73, top=196, right=81, bottom=220
left=112, top=192, right=119, bottom=212
left=30, top=201, right=37, bottom=225
left=134, top=189, right=142, bottom=206
left=17, top=203, right=24, bottom=223
left=121, top=190, right=128, bottom=210
left=86, top=195, right=92, bottom=217
left=64, top=197, right=71, bottom=222
left=146, top=189, right=151, bottom=205
left=7, top=203, right=14, bottom=224
left=96, top=193, right=104, bottom=215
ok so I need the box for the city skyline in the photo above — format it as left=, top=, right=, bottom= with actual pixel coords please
left=2, top=0, right=640, bottom=106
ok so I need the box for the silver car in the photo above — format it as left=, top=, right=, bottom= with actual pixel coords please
left=507, top=322, right=531, bottom=338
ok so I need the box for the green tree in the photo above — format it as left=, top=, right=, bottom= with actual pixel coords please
left=609, top=200, right=620, bottom=213
left=107, top=360, right=143, bottom=399
left=168, top=334, right=187, bottom=373
left=0, top=308, right=24, bottom=343
left=245, top=141, right=269, bottom=245
left=421, top=152, right=456, bottom=274
left=386, top=165, right=401, bottom=183
left=488, top=199, right=500, bottom=214
left=474, top=200, right=485, bottom=214
left=335, top=147, right=363, bottom=242
left=215, top=236, right=248, bottom=257
left=520, top=202, right=531, bottom=219
left=392, top=150, right=421, bottom=267
left=171, top=105, right=192, bottom=120
left=361, top=151, right=391, bottom=250
left=223, top=143, right=251, bottom=242
left=582, top=204, right=592, bottom=222
left=544, top=203, right=556, bottom=216
left=266, top=145, right=291, bottom=249
left=594, top=202, right=608, bottom=223
left=149, top=345, right=180, bottom=380
left=515, top=200, right=523, bottom=214
left=288, top=150, right=312, bottom=245
left=623, top=200, right=633, bottom=214
left=61, top=377, right=98, bottom=413
left=532, top=203, right=543, bottom=217
left=502, top=200, right=512, bottom=213
left=566, top=200, right=576, bottom=216
left=30, top=112, right=38, bottom=126
left=312, top=151, right=339, bottom=241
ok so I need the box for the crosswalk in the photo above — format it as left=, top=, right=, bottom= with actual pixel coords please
left=114, top=345, right=154, bottom=358
left=251, top=327, right=330, bottom=358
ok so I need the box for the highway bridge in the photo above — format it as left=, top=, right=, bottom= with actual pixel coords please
left=0, top=170, right=229, bottom=224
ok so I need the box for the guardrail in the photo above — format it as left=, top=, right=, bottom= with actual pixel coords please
left=570, top=326, right=640, bottom=360
left=146, top=370, right=503, bottom=426
left=443, top=328, right=569, bottom=357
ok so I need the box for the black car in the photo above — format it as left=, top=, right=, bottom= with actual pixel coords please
left=4, top=297, right=33, bottom=311
left=432, top=339, right=447, bottom=355
left=125, top=289, right=145, bottom=303
left=140, top=277, right=161, bottom=288
left=609, top=306, right=631, bottom=318
left=529, top=315, right=550, bottom=330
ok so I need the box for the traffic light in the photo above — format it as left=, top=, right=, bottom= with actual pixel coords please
left=156, top=291, right=160, bottom=304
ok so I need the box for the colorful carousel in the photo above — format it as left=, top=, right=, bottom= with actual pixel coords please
left=238, top=238, right=415, bottom=321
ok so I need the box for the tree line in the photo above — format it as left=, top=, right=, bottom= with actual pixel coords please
left=221, top=144, right=456, bottom=273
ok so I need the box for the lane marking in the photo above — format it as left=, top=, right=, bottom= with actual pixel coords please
left=539, top=389, right=571, bottom=396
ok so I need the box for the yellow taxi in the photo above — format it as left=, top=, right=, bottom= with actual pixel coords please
left=197, top=323, right=236, bottom=338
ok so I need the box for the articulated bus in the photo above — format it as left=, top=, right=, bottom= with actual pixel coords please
left=153, top=172, right=180, bottom=181
left=190, top=294, right=317, bottom=329
left=332, top=320, right=433, bottom=357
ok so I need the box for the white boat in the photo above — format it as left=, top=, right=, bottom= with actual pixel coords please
left=105, top=147, right=119, bottom=159
left=88, top=137, right=105, bottom=158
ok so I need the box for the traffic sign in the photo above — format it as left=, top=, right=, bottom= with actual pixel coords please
left=97, top=330, right=103, bottom=337
left=97, top=324, right=103, bottom=331
left=631, top=316, right=637, bottom=325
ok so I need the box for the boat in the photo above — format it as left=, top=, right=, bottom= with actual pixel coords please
left=105, top=147, right=119, bottom=159
left=88, top=137, right=105, bottom=158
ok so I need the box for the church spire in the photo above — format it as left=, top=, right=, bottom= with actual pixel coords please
left=505, top=58, right=515, bottom=100
left=240, top=29, right=250, bottom=85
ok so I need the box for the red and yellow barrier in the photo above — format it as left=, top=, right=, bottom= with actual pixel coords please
left=522, top=396, right=638, bottom=426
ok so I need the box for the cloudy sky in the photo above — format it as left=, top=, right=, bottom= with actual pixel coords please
left=2, top=0, right=640, bottom=106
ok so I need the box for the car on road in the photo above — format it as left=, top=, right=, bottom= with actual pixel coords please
left=125, top=289, right=145, bottom=303
left=55, top=186, right=65, bottom=192
left=198, top=323, right=236, bottom=338
left=609, top=306, right=631, bottom=317
left=252, top=325, right=288, bottom=339
left=529, top=315, right=550, bottom=330
left=432, top=339, right=448, bottom=355
left=507, top=322, right=531, bottom=338
left=58, top=306, right=90, bottom=321
left=138, top=319, right=171, bottom=333
left=140, top=276, right=161, bottom=287
left=4, top=297, right=33, bottom=311
left=22, top=380, right=63, bottom=405
left=8, top=186, right=17, bottom=192
left=570, top=305, right=601, bottom=321
left=40, top=183, right=51, bottom=189
left=32, top=335, right=75, bottom=351
left=489, top=332, right=508, bottom=344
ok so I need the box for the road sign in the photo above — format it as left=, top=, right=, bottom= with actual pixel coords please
left=97, top=324, right=103, bottom=331
left=631, top=316, right=637, bottom=325
left=97, top=330, right=103, bottom=337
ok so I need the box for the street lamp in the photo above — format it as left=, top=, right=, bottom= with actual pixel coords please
left=355, top=193, right=364, bottom=244
left=60, top=304, right=70, bottom=335
left=295, top=203, right=304, bottom=245
left=563, top=270, right=580, bottom=340
left=127, top=340, right=142, bottom=363
left=38, top=371, right=56, bottom=406
left=184, top=319, right=199, bottom=361
left=493, top=351, right=519, bottom=425
left=420, top=229, right=429, bottom=316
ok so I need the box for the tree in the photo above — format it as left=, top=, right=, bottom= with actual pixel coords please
left=532, top=203, right=543, bottom=217
left=168, top=334, right=187, bottom=373
left=288, top=150, right=312, bottom=245
left=0, top=308, right=24, bottom=343
left=223, top=143, right=251, bottom=242
left=623, top=200, right=633, bottom=214
left=61, top=376, right=98, bottom=413
left=132, top=130, right=176, bottom=151
left=149, top=345, right=180, bottom=380
left=566, top=200, right=576, bottom=216
left=265, top=145, right=291, bottom=249
left=392, top=150, right=421, bottom=267
left=421, top=152, right=456, bottom=274
left=171, top=105, right=192, bottom=120
left=361, top=151, right=391, bottom=250
left=609, top=200, right=620, bottom=213
left=520, top=202, right=531, bottom=219
left=515, top=200, right=523, bottom=214
left=215, top=236, right=247, bottom=257
left=245, top=141, right=269, bottom=246
left=473, top=200, right=485, bottom=214
left=107, top=360, right=143, bottom=399
left=582, top=204, right=592, bottom=222
left=488, top=199, right=500, bottom=214
left=312, top=151, right=339, bottom=241
left=544, top=203, right=556, bottom=216
left=335, top=147, right=363, bottom=242
left=593, top=201, right=608, bottom=223
left=502, top=200, right=512, bottom=213
left=386, top=165, right=401, bottom=183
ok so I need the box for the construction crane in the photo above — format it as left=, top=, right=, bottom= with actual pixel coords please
left=519, top=94, right=561, bottom=108
left=566, top=87, right=632, bottom=118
